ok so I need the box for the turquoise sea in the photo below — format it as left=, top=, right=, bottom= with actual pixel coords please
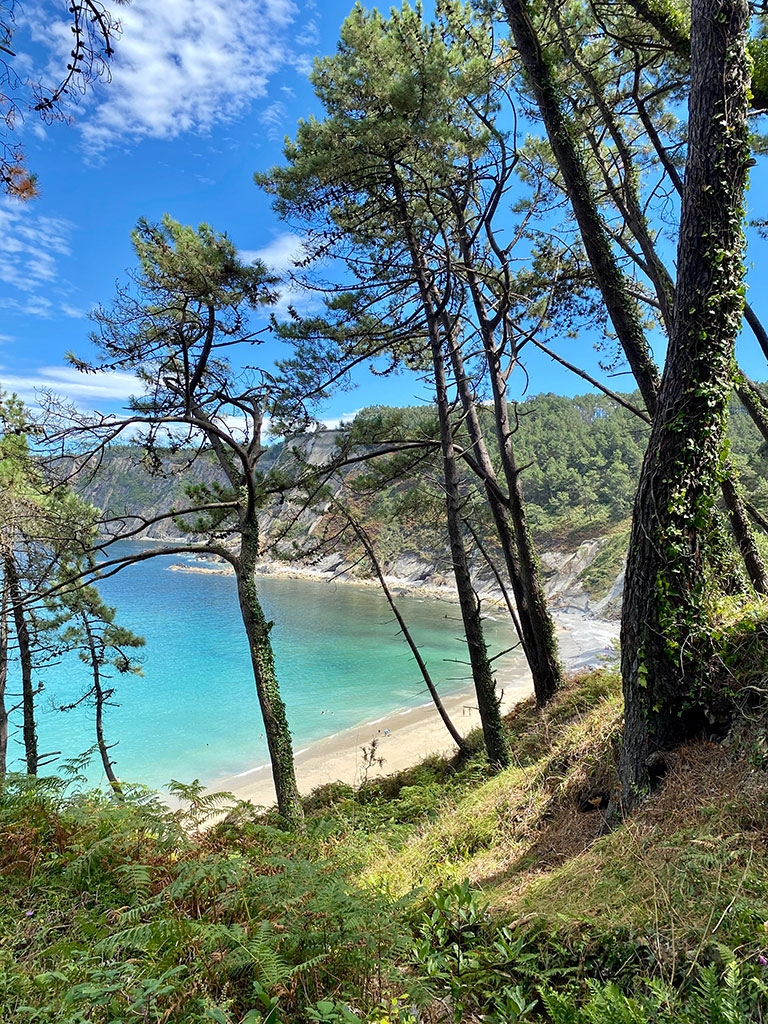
left=22, top=544, right=522, bottom=789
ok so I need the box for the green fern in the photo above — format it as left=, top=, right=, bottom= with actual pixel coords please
left=114, top=862, right=153, bottom=901
left=689, top=963, right=749, bottom=1024
left=581, top=981, right=655, bottom=1024
left=96, top=917, right=198, bottom=957
left=539, top=987, right=580, bottom=1024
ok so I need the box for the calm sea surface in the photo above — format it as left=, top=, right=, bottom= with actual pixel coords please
left=22, top=544, right=522, bottom=788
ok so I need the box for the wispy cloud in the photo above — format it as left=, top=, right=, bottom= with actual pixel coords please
left=0, top=366, right=141, bottom=405
left=319, top=409, right=361, bottom=430
left=259, top=100, right=289, bottom=142
left=240, top=232, right=320, bottom=316
left=30, top=0, right=307, bottom=150
left=0, top=199, right=73, bottom=294
left=0, top=200, right=88, bottom=320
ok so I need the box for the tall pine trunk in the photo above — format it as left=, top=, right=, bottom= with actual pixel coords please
left=4, top=555, right=37, bottom=775
left=0, top=577, right=8, bottom=777
left=430, top=332, right=510, bottom=769
left=447, top=326, right=561, bottom=706
left=446, top=206, right=561, bottom=704
left=389, top=163, right=509, bottom=768
left=83, top=616, right=123, bottom=798
left=500, top=0, right=660, bottom=414
left=236, top=523, right=304, bottom=827
left=619, top=0, right=751, bottom=804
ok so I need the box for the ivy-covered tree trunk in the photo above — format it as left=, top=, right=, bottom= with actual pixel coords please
left=619, top=0, right=751, bottom=805
left=236, top=523, right=304, bottom=827
left=4, top=554, right=37, bottom=775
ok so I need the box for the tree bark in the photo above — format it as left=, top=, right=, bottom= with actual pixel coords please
left=0, top=577, right=8, bottom=778
left=236, top=523, right=304, bottom=827
left=83, top=616, right=123, bottom=798
left=4, top=555, right=37, bottom=775
left=624, top=0, right=691, bottom=57
left=720, top=472, right=768, bottom=595
left=505, top=0, right=766, bottom=606
left=447, top=204, right=562, bottom=705
left=500, top=0, right=660, bottom=414
left=619, top=0, right=751, bottom=805
left=736, top=372, right=768, bottom=447
left=550, top=3, right=676, bottom=335
left=429, top=333, right=510, bottom=769
left=389, top=163, right=509, bottom=768
left=447, top=320, right=561, bottom=706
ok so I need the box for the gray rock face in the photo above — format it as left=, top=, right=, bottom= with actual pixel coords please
left=540, top=538, right=625, bottom=619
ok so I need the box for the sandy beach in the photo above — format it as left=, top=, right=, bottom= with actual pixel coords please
left=211, top=611, right=619, bottom=809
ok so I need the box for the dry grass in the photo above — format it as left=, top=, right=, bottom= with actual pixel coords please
left=370, top=668, right=768, bottom=970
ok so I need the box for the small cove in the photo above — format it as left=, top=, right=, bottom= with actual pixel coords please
left=26, top=543, right=523, bottom=789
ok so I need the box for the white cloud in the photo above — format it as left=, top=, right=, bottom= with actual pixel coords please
left=214, top=411, right=273, bottom=439
left=319, top=409, right=361, bottom=430
left=30, top=0, right=307, bottom=150
left=60, top=303, right=88, bottom=319
left=0, top=199, right=87, bottom=319
left=259, top=100, right=288, bottom=141
left=0, top=366, right=141, bottom=404
left=0, top=199, right=73, bottom=295
left=295, top=17, right=320, bottom=46
left=241, top=232, right=306, bottom=273
left=239, top=232, right=320, bottom=315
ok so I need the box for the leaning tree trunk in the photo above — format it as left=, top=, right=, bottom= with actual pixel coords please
left=500, top=0, right=660, bottom=415
left=619, top=0, right=751, bottom=806
left=548, top=23, right=767, bottom=595
left=446, top=210, right=562, bottom=703
left=236, top=522, right=304, bottom=828
left=447, top=323, right=561, bottom=706
left=430, top=334, right=510, bottom=769
left=4, top=555, right=37, bottom=775
left=338, top=503, right=468, bottom=754
left=720, top=471, right=768, bottom=596
left=0, top=577, right=8, bottom=777
left=83, top=617, right=123, bottom=798
left=389, top=163, right=509, bottom=768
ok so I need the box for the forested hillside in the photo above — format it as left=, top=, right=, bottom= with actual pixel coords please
left=73, top=390, right=768, bottom=612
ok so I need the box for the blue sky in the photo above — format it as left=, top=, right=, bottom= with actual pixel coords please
left=1, top=0, right=767, bottom=430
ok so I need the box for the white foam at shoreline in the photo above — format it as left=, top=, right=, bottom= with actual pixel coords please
left=233, top=762, right=270, bottom=778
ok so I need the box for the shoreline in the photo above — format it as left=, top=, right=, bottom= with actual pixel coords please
left=211, top=611, right=619, bottom=808
left=167, top=554, right=463, bottom=604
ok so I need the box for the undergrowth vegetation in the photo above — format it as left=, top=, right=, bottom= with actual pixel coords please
left=2, top=669, right=768, bottom=1022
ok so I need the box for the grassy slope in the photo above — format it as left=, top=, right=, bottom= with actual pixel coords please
left=2, top=669, right=768, bottom=1022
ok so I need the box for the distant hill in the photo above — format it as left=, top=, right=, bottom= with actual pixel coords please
left=71, top=391, right=768, bottom=617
